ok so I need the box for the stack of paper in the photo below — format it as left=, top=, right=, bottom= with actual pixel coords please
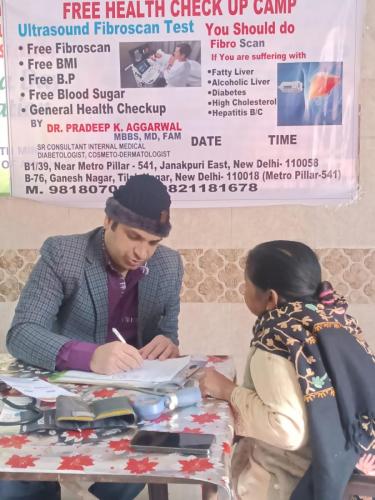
left=50, top=356, right=192, bottom=387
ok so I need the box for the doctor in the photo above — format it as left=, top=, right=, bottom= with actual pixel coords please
left=3, top=174, right=183, bottom=500
left=154, top=44, right=201, bottom=87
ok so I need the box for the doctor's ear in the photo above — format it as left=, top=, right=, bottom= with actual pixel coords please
left=104, top=217, right=118, bottom=231
left=266, top=289, right=279, bottom=310
left=103, top=216, right=111, bottom=229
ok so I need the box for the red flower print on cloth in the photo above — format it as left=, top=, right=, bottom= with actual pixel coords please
left=179, top=458, right=214, bottom=474
left=92, top=388, right=117, bottom=398
left=0, top=435, right=30, bottom=449
left=109, top=438, right=132, bottom=453
left=151, top=413, right=172, bottom=424
left=58, top=455, right=94, bottom=471
left=125, top=457, right=158, bottom=474
left=63, top=429, right=96, bottom=441
left=192, top=413, right=220, bottom=424
left=182, top=427, right=203, bottom=434
left=222, top=442, right=231, bottom=454
left=6, top=455, right=38, bottom=469
left=356, top=453, right=375, bottom=475
left=207, top=356, right=227, bottom=363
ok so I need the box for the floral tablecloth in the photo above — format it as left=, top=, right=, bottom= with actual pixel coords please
left=0, top=354, right=235, bottom=498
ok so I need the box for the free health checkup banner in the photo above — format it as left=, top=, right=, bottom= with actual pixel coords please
left=2, top=0, right=364, bottom=207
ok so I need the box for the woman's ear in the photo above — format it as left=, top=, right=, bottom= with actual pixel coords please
left=266, top=289, right=279, bottom=310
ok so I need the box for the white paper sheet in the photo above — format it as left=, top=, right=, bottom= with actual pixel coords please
left=57, top=356, right=191, bottom=385
left=0, top=376, right=75, bottom=401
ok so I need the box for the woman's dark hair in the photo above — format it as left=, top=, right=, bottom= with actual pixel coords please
left=246, top=240, right=325, bottom=303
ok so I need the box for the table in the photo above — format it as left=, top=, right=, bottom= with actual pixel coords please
left=0, top=354, right=235, bottom=500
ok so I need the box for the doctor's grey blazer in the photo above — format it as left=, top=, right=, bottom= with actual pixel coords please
left=7, top=227, right=184, bottom=371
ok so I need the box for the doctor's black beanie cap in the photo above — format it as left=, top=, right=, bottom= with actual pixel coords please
left=113, top=174, right=171, bottom=221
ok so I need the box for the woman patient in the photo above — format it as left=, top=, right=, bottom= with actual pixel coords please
left=199, top=240, right=375, bottom=500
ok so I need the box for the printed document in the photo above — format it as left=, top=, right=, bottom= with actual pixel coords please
left=0, top=375, right=75, bottom=401
left=50, top=356, right=191, bottom=386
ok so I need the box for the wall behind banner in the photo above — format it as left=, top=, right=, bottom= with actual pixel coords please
left=0, top=2, right=374, bottom=379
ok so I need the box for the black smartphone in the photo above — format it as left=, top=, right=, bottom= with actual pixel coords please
left=130, top=430, right=215, bottom=456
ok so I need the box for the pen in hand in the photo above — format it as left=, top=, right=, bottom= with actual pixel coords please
left=112, top=328, right=127, bottom=344
left=90, top=328, right=143, bottom=373
left=112, top=328, right=143, bottom=369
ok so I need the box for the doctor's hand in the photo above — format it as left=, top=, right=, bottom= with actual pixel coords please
left=166, top=54, right=176, bottom=69
left=199, top=367, right=237, bottom=402
left=90, top=341, right=143, bottom=375
left=139, top=335, right=179, bottom=360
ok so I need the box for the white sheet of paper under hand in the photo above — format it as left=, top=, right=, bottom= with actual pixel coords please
left=115, top=357, right=191, bottom=383
left=53, top=356, right=192, bottom=386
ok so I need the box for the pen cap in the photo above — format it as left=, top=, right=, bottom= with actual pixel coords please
left=165, top=387, right=202, bottom=411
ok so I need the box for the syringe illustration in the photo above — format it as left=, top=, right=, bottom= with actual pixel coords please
left=278, top=81, right=304, bottom=93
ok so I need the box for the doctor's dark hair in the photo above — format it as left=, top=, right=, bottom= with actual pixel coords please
left=245, top=240, right=327, bottom=304
left=177, top=43, right=192, bottom=58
